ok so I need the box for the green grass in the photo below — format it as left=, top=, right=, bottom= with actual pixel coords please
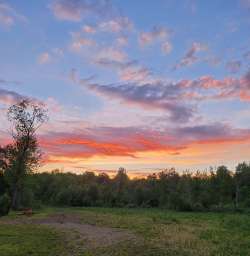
left=0, top=224, right=71, bottom=256
left=1, top=207, right=250, bottom=256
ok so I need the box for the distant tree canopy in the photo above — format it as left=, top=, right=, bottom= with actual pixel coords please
left=26, top=163, right=250, bottom=212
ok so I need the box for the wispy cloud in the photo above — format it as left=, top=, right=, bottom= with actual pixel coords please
left=0, top=78, right=21, bottom=85
left=226, top=60, right=242, bottom=73
left=71, top=68, right=250, bottom=125
left=138, top=26, right=171, bottom=47
left=69, top=68, right=96, bottom=86
left=39, top=123, right=250, bottom=163
left=82, top=24, right=96, bottom=34
left=80, top=16, right=133, bottom=36
left=116, top=36, right=128, bottom=47
left=95, top=47, right=127, bottom=63
left=50, top=0, right=113, bottom=22
left=69, top=30, right=128, bottom=65
left=0, top=87, right=59, bottom=113
left=174, top=42, right=208, bottom=69
left=0, top=1, right=27, bottom=27
left=0, top=87, right=27, bottom=105
left=98, top=17, right=133, bottom=33
left=161, top=41, right=172, bottom=55
left=93, top=58, right=155, bottom=84
left=119, top=66, right=152, bottom=83
left=70, top=35, right=97, bottom=52
left=38, top=52, right=51, bottom=64
left=37, top=48, right=64, bottom=64
left=85, top=82, right=195, bottom=122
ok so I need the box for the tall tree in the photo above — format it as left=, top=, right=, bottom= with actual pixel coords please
left=6, top=100, right=47, bottom=210
left=235, top=162, right=250, bottom=208
left=215, top=166, right=233, bottom=204
left=114, top=167, right=129, bottom=205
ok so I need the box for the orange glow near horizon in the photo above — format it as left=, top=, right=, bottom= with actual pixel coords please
left=39, top=135, right=250, bottom=177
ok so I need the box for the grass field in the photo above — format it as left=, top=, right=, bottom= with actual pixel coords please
left=0, top=207, right=250, bottom=256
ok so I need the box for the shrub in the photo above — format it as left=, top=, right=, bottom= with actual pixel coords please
left=192, top=202, right=205, bottom=212
left=20, top=188, right=35, bottom=208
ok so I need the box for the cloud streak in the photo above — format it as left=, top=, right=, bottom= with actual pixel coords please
left=71, top=68, right=250, bottom=125
left=86, top=82, right=195, bottom=122
left=0, top=88, right=26, bottom=105
left=50, top=0, right=113, bottom=22
left=174, top=42, right=208, bottom=69
left=138, top=26, right=171, bottom=47
left=39, top=123, right=250, bottom=164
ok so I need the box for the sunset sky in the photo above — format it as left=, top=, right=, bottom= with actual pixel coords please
left=0, top=0, right=250, bottom=176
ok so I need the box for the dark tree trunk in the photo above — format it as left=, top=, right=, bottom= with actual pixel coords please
left=11, top=186, right=18, bottom=210
left=11, top=180, right=21, bottom=210
left=235, top=183, right=239, bottom=209
left=11, top=141, right=28, bottom=210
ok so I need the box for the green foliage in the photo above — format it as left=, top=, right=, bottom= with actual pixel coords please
left=0, top=193, right=11, bottom=216
left=2, top=100, right=47, bottom=210
left=0, top=171, right=7, bottom=196
left=26, top=163, right=250, bottom=212
left=235, top=162, right=250, bottom=207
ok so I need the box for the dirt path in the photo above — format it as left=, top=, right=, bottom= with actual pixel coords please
left=1, top=213, right=139, bottom=249
left=34, top=213, right=138, bottom=248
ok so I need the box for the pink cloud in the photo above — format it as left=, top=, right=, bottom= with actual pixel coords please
left=119, top=66, right=152, bottom=83
left=161, top=41, right=172, bottom=55
left=82, top=25, right=96, bottom=34
left=95, top=47, right=127, bottom=62
left=0, top=88, right=26, bottom=105
left=77, top=68, right=250, bottom=124
left=99, top=17, right=133, bottom=33
left=174, top=42, right=208, bottom=69
left=139, top=26, right=171, bottom=47
left=38, top=52, right=51, bottom=64
left=0, top=2, right=26, bottom=27
left=70, top=36, right=97, bottom=52
left=39, top=124, right=250, bottom=163
left=116, top=36, right=128, bottom=46
left=50, top=0, right=112, bottom=22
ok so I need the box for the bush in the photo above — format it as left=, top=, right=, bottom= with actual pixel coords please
left=0, top=193, right=11, bottom=216
left=191, top=202, right=206, bottom=212
left=209, top=203, right=235, bottom=212
left=32, top=200, right=42, bottom=210
left=20, top=188, right=35, bottom=208
left=243, top=194, right=250, bottom=208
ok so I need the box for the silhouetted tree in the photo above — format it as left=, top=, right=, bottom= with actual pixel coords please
left=215, top=166, right=233, bottom=204
left=114, top=167, right=129, bottom=205
left=5, top=100, right=47, bottom=210
left=235, top=162, right=250, bottom=207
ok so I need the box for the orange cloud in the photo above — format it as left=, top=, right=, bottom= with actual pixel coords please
left=38, top=124, right=250, bottom=167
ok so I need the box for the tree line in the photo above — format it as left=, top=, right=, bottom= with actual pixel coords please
left=0, top=101, right=250, bottom=215
left=3, top=164, right=250, bottom=212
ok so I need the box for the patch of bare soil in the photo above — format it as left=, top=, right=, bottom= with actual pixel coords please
left=1, top=213, right=139, bottom=249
